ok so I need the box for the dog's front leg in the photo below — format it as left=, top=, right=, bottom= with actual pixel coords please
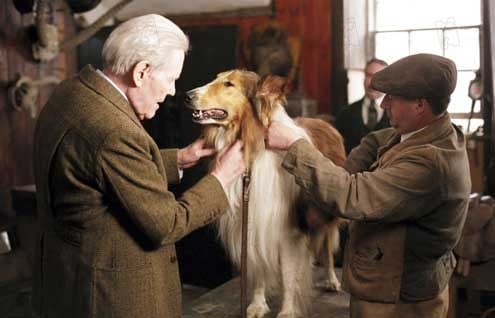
left=246, top=281, right=269, bottom=318
left=277, top=239, right=311, bottom=318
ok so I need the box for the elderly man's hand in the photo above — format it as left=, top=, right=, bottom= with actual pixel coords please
left=265, top=122, right=305, bottom=150
left=178, top=139, right=216, bottom=169
left=211, top=140, right=245, bottom=190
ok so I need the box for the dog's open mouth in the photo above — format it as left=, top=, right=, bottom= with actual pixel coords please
left=192, top=109, right=228, bottom=122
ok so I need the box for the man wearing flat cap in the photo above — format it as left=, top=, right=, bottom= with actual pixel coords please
left=266, top=53, right=471, bottom=317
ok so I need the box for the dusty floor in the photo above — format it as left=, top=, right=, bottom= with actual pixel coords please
left=0, top=267, right=347, bottom=318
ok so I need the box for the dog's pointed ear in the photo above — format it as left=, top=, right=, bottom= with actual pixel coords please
left=241, top=71, right=260, bottom=100
left=257, top=75, right=290, bottom=98
left=254, top=75, right=290, bottom=127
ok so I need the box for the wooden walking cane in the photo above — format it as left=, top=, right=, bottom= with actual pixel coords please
left=241, top=169, right=251, bottom=318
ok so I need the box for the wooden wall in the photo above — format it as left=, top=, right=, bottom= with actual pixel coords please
left=176, top=0, right=333, bottom=114
left=0, top=1, right=77, bottom=210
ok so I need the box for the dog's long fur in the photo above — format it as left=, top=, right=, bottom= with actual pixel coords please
left=187, top=70, right=346, bottom=318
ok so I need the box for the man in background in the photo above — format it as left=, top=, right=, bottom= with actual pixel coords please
left=336, top=58, right=389, bottom=154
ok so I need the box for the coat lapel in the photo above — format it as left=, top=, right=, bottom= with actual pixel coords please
left=78, top=65, right=143, bottom=129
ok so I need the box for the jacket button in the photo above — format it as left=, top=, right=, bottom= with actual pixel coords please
left=170, top=256, right=177, bottom=263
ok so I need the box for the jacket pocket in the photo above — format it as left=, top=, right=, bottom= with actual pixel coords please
left=92, top=265, right=157, bottom=318
left=344, top=223, right=405, bottom=303
left=353, top=246, right=383, bottom=270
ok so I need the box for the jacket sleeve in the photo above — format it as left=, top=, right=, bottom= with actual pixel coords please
left=344, top=128, right=395, bottom=174
left=282, top=139, right=441, bottom=223
left=159, top=149, right=180, bottom=185
left=95, top=130, right=229, bottom=246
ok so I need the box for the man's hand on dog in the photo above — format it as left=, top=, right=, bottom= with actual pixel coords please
left=265, top=122, right=305, bottom=150
left=178, top=139, right=216, bottom=169
left=211, top=140, right=246, bottom=190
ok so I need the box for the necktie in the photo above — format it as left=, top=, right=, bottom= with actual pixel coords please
left=367, top=100, right=377, bottom=130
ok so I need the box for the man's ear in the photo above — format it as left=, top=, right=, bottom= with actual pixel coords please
left=416, top=98, right=427, bottom=115
left=131, top=61, right=152, bottom=87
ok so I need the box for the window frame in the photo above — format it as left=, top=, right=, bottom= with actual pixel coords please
left=369, top=0, right=483, bottom=122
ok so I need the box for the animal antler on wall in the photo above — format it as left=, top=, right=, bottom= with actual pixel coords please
left=32, top=0, right=133, bottom=62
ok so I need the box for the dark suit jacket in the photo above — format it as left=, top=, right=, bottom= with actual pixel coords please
left=32, top=65, right=229, bottom=318
left=335, top=98, right=390, bottom=154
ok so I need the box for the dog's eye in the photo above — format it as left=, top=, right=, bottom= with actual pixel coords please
left=224, top=81, right=234, bottom=87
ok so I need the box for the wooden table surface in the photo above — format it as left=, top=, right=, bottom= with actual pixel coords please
left=183, top=267, right=349, bottom=318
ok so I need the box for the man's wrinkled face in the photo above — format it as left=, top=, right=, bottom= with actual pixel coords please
left=130, top=50, right=184, bottom=120
left=380, top=94, right=419, bottom=134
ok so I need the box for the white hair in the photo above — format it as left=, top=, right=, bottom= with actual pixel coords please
left=102, top=14, right=189, bottom=75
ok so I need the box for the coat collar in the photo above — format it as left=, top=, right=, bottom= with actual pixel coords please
left=377, top=113, right=456, bottom=160
left=78, top=65, right=143, bottom=128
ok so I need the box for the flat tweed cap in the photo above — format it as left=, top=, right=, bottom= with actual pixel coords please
left=371, top=53, right=457, bottom=99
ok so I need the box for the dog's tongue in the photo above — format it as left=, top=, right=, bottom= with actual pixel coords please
left=206, top=109, right=225, bottom=118
left=192, top=109, right=228, bottom=120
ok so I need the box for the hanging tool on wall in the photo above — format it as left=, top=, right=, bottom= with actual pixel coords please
left=13, top=0, right=133, bottom=63
left=7, top=75, right=60, bottom=118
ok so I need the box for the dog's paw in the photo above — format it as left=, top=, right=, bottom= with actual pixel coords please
left=247, top=301, right=270, bottom=318
left=316, top=277, right=342, bottom=292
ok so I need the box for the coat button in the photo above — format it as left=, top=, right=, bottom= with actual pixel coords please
left=170, top=256, right=177, bottom=263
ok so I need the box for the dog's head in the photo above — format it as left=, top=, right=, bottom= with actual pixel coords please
left=186, top=70, right=290, bottom=163
left=186, top=70, right=259, bottom=125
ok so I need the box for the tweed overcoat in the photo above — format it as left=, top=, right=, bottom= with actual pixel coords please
left=32, top=65, right=229, bottom=318
left=282, top=114, right=471, bottom=306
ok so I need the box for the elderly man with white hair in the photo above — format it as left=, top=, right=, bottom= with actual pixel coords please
left=32, top=14, right=245, bottom=318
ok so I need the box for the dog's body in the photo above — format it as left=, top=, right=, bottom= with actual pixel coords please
left=187, top=70, right=346, bottom=318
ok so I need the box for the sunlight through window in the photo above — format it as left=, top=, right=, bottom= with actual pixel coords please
left=373, top=0, right=482, bottom=133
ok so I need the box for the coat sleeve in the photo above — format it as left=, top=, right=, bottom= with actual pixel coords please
left=282, top=139, right=442, bottom=223
left=344, top=128, right=395, bottom=174
left=159, top=149, right=180, bottom=185
left=95, top=130, right=229, bottom=246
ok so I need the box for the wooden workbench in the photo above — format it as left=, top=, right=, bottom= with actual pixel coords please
left=183, top=267, right=349, bottom=318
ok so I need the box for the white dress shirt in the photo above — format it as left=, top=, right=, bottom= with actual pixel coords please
left=401, top=126, right=427, bottom=142
left=96, top=69, right=128, bottom=101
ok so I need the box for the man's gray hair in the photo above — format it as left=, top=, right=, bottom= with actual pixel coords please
left=102, top=14, right=189, bottom=75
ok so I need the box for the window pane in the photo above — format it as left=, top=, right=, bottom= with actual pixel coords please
left=444, top=28, right=480, bottom=70
left=448, top=71, right=477, bottom=113
left=347, top=70, right=365, bottom=104
left=375, top=0, right=481, bottom=31
left=375, top=32, right=409, bottom=64
left=410, top=30, right=443, bottom=56
left=344, top=0, right=367, bottom=69
left=451, top=118, right=484, bottom=134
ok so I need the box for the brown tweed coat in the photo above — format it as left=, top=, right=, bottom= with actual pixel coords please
left=32, top=65, right=229, bottom=318
left=282, top=114, right=470, bottom=315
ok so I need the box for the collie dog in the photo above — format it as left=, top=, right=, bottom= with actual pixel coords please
left=187, top=70, right=345, bottom=318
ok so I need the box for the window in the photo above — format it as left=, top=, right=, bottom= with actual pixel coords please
left=346, top=0, right=483, bottom=133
